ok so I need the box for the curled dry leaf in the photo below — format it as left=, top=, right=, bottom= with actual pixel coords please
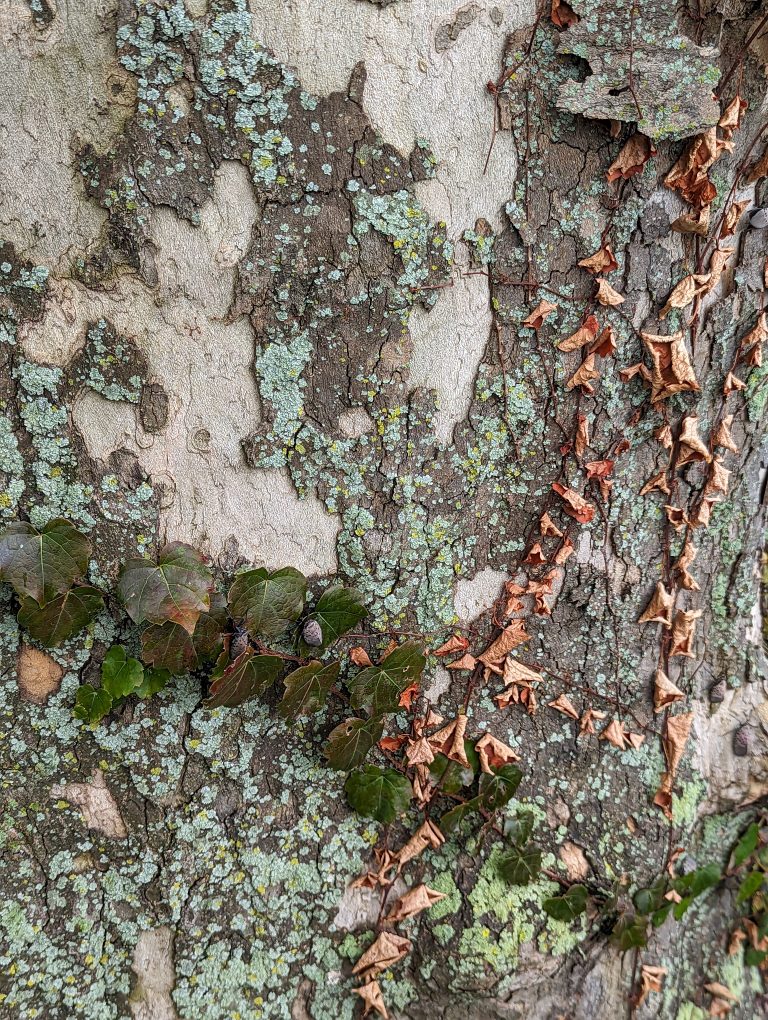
left=704, top=457, right=730, bottom=497
left=578, top=246, right=618, bottom=275
left=707, top=248, right=733, bottom=291
left=720, top=199, right=749, bottom=239
left=659, top=273, right=710, bottom=319
left=595, top=279, right=625, bottom=306
left=557, top=315, right=599, bottom=352
left=641, top=331, right=700, bottom=402
left=384, top=884, right=446, bottom=923
left=672, top=206, right=710, bottom=236
left=676, top=414, right=712, bottom=466
left=575, top=413, right=590, bottom=458
left=713, top=414, right=739, bottom=453
left=433, top=633, right=469, bottom=657
left=523, top=542, right=547, bottom=566
left=548, top=693, right=579, bottom=720
left=589, top=324, right=616, bottom=358
left=579, top=706, right=606, bottom=737
left=665, top=129, right=726, bottom=208
left=552, top=482, right=595, bottom=524
left=723, top=371, right=746, bottom=395
left=405, top=736, right=434, bottom=766
left=476, top=733, right=521, bottom=773
left=354, top=981, right=388, bottom=1020
left=479, top=620, right=530, bottom=665
left=504, top=658, right=544, bottom=685
left=553, top=537, right=575, bottom=564
left=664, top=505, right=689, bottom=532
left=640, top=471, right=670, bottom=496
left=746, top=143, right=768, bottom=183
left=638, top=582, right=674, bottom=627
left=352, top=931, right=412, bottom=980
left=655, top=423, right=673, bottom=449
left=718, top=95, right=747, bottom=138
left=653, top=669, right=685, bottom=712
left=539, top=512, right=563, bottom=537
left=637, top=965, right=667, bottom=1008
left=669, top=609, right=702, bottom=658
left=674, top=537, right=699, bottom=591
left=600, top=719, right=629, bottom=750
left=550, top=0, right=578, bottom=30
left=428, top=715, right=469, bottom=766
left=606, top=132, right=656, bottom=182
left=619, top=362, right=652, bottom=384
left=690, top=496, right=719, bottom=529
left=446, top=652, right=477, bottom=671
left=396, top=819, right=444, bottom=871
left=522, top=299, right=558, bottom=329
left=565, top=353, right=600, bottom=394
left=740, top=311, right=768, bottom=354
left=350, top=646, right=373, bottom=667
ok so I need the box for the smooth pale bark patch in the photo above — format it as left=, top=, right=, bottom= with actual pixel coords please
left=129, top=927, right=178, bottom=1020
left=50, top=769, right=128, bottom=839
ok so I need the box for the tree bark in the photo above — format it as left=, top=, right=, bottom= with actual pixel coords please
left=1, top=1, right=768, bottom=1018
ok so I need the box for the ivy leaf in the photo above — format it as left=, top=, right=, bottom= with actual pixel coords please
left=440, top=797, right=483, bottom=834
left=117, top=542, right=213, bottom=634
left=349, top=640, right=426, bottom=715
left=135, top=667, right=171, bottom=699
left=279, top=660, right=340, bottom=719
left=498, top=844, right=542, bottom=885
left=542, top=884, right=589, bottom=922
left=228, top=567, right=306, bottom=639
left=737, top=870, right=763, bottom=903
left=0, top=519, right=90, bottom=606
left=323, top=717, right=383, bottom=771
left=17, top=586, right=104, bottom=647
left=611, top=913, right=648, bottom=951
left=730, top=822, right=759, bottom=869
left=479, top=764, right=523, bottom=812
left=73, top=685, right=112, bottom=723
left=633, top=881, right=666, bottom=916
left=428, top=750, right=475, bottom=795
left=344, top=764, right=412, bottom=823
left=300, top=586, right=367, bottom=653
left=504, top=810, right=535, bottom=847
left=672, top=862, right=721, bottom=919
left=101, top=645, right=145, bottom=700
left=205, top=649, right=283, bottom=709
left=141, top=594, right=226, bottom=676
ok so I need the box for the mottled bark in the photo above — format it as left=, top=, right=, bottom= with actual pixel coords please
left=1, top=1, right=768, bottom=1019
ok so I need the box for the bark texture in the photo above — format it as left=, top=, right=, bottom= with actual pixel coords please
left=1, top=1, right=768, bottom=1018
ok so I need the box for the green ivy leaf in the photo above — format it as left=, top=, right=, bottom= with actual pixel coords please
left=0, top=519, right=90, bottom=606
left=141, top=591, right=227, bottom=675
left=279, top=660, right=340, bottom=719
left=73, top=685, right=112, bottom=723
left=498, top=844, right=542, bottom=885
left=348, top=640, right=426, bottom=715
left=737, top=870, right=764, bottom=903
left=611, top=913, right=648, bottom=951
left=117, top=542, right=213, bottom=634
left=479, top=764, right=523, bottom=812
left=671, top=862, right=721, bottom=920
left=542, top=884, right=588, bottom=922
left=504, top=810, right=535, bottom=847
left=428, top=751, right=475, bottom=795
left=17, top=586, right=104, bottom=646
left=633, top=880, right=666, bottom=916
left=228, top=567, right=306, bottom=639
left=745, top=947, right=768, bottom=967
left=440, top=797, right=483, bottom=834
left=323, top=717, right=383, bottom=771
left=205, top=649, right=283, bottom=708
left=300, top=587, right=367, bottom=653
left=731, top=822, right=760, bottom=870
left=344, top=764, right=412, bottom=823
left=101, top=645, right=145, bottom=700
left=135, top=667, right=171, bottom=699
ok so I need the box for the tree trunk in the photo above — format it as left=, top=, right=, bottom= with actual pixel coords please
left=1, top=1, right=768, bottom=1018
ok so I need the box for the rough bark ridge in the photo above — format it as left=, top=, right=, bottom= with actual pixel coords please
left=1, top=1, right=767, bottom=1018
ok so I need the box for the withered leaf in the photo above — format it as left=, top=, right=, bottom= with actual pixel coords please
left=665, top=129, right=724, bottom=208
left=746, top=144, right=768, bottom=183
left=659, top=273, right=710, bottom=319
left=550, top=0, right=578, bottom=29
left=552, top=482, right=595, bottom=524
left=640, top=470, right=670, bottom=496
left=578, top=246, right=618, bottom=275
left=548, top=693, right=579, bottom=720
left=446, top=652, right=477, bottom=671
left=664, top=505, right=689, bottom=532
left=713, top=414, right=739, bottom=454
left=669, top=609, right=702, bottom=658
left=405, top=736, right=434, bottom=766
left=723, top=371, right=746, bottom=395
left=523, top=542, right=547, bottom=566
left=704, top=457, right=730, bottom=497
left=557, top=315, right=599, bottom=352
left=579, top=706, right=606, bottom=737
left=428, top=715, right=470, bottom=766
left=589, top=324, right=616, bottom=358
left=690, top=496, right=718, bottom=529
left=353, top=981, right=388, bottom=1020
left=565, top=353, right=600, bottom=394
left=522, top=299, right=558, bottom=329
left=638, top=582, right=673, bottom=626
left=575, top=413, right=590, bottom=458
left=539, top=512, right=563, bottom=537
left=619, top=362, right=652, bottom=384
left=655, top=423, right=673, bottom=449
left=720, top=199, right=749, bottom=239
left=350, top=646, right=373, bottom=667
left=674, top=538, right=699, bottom=591
left=434, top=633, right=469, bottom=657
left=479, top=620, right=530, bottom=665
left=396, top=819, right=444, bottom=870
left=352, top=931, right=412, bottom=980
left=653, top=669, right=685, bottom=712
left=641, top=331, right=700, bottom=402
left=662, top=711, right=693, bottom=775
left=600, top=719, right=630, bottom=750
left=607, top=133, right=656, bottom=182
left=504, top=657, right=544, bottom=685
left=383, top=884, right=446, bottom=923
left=476, top=733, right=521, bottom=773
left=677, top=414, right=712, bottom=466
left=672, top=206, right=710, bottom=236
left=718, top=95, right=747, bottom=138
left=554, top=536, right=575, bottom=564
left=637, top=965, right=667, bottom=1008
left=595, top=279, right=625, bottom=306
